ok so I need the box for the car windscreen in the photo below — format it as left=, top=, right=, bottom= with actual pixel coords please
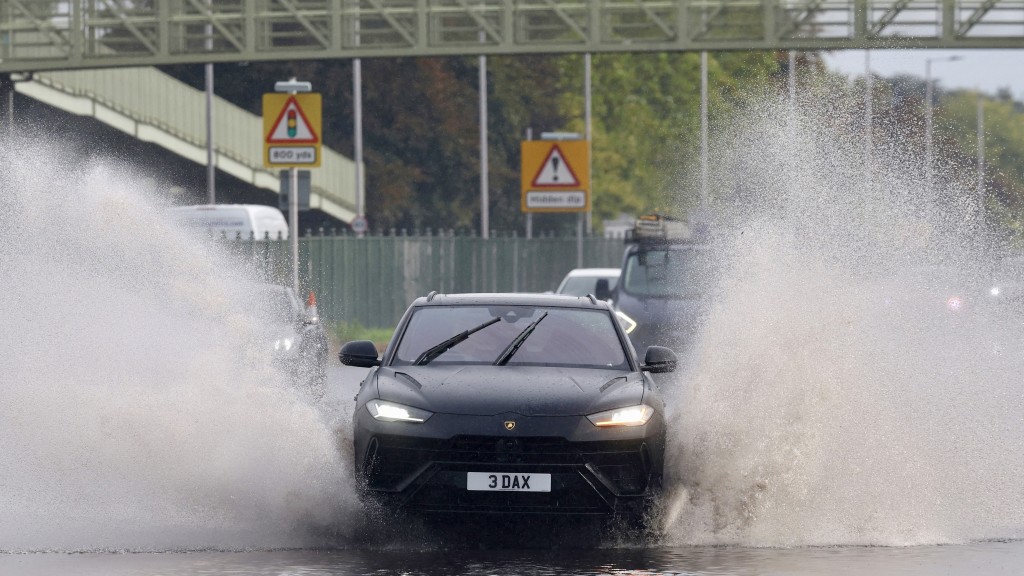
left=622, top=247, right=711, bottom=298
left=250, top=287, right=299, bottom=325
left=558, top=275, right=619, bottom=297
left=392, top=305, right=629, bottom=369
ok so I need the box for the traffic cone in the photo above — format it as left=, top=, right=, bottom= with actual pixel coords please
left=306, top=291, right=319, bottom=323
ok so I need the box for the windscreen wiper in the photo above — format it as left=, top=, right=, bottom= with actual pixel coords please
left=492, top=312, right=548, bottom=366
left=414, top=317, right=501, bottom=366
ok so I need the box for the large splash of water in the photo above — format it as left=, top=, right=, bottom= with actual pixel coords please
left=662, top=93, right=1024, bottom=546
left=0, top=137, right=358, bottom=552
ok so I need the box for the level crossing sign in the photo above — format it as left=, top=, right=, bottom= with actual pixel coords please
left=520, top=139, right=590, bottom=213
left=263, top=93, right=322, bottom=168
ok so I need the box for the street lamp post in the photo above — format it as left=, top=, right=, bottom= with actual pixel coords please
left=700, top=51, right=708, bottom=207
left=205, top=1, right=215, bottom=204
left=925, top=55, right=962, bottom=192
left=978, top=92, right=985, bottom=214
left=479, top=32, right=489, bottom=240
left=865, top=50, right=872, bottom=183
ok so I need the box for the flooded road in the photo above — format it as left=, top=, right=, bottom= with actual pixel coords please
left=8, top=365, right=1022, bottom=574
left=4, top=540, right=1024, bottom=575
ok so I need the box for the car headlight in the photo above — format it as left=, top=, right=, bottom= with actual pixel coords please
left=367, top=399, right=433, bottom=423
left=614, top=310, right=638, bottom=334
left=587, top=404, right=655, bottom=427
left=274, top=337, right=294, bottom=351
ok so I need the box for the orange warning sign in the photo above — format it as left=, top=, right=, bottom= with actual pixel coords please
left=521, top=139, right=590, bottom=213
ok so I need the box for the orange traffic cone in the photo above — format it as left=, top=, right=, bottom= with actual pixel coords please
left=306, top=291, right=319, bottom=323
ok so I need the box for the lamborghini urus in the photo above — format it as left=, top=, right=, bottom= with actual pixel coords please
left=339, top=292, right=676, bottom=521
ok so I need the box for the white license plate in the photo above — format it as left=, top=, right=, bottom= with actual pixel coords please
left=467, top=472, right=551, bottom=492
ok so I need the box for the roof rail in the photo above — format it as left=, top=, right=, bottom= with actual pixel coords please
left=585, top=293, right=598, bottom=305
left=426, top=290, right=439, bottom=302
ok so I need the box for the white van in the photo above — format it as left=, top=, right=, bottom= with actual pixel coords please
left=170, top=204, right=289, bottom=241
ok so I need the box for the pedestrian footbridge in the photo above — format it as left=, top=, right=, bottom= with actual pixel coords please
left=15, top=67, right=357, bottom=223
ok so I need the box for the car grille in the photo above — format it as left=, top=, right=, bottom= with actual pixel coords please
left=363, top=434, right=653, bottom=504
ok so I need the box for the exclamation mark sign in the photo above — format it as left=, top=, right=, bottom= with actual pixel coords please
left=551, top=156, right=560, bottom=182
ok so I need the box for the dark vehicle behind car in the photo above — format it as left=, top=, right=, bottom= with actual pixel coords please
left=608, top=215, right=714, bottom=356
left=253, top=283, right=328, bottom=397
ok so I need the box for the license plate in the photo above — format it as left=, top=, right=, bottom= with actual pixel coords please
left=467, top=472, right=551, bottom=492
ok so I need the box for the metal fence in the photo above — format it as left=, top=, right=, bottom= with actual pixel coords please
left=233, top=231, right=626, bottom=329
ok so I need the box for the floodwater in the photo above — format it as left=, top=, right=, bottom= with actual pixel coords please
left=3, top=92, right=1024, bottom=574
left=3, top=363, right=1024, bottom=574
left=4, top=540, right=1024, bottom=575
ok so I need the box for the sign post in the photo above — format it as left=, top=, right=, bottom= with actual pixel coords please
left=521, top=135, right=590, bottom=266
left=264, top=79, right=321, bottom=295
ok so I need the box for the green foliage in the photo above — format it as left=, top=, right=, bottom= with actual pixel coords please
left=556, top=51, right=779, bottom=226
left=941, top=91, right=1024, bottom=242
left=842, top=70, right=1024, bottom=246
left=163, top=51, right=782, bottom=234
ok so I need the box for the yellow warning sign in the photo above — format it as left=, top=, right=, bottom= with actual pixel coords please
left=521, top=140, right=590, bottom=213
left=263, top=93, right=322, bottom=168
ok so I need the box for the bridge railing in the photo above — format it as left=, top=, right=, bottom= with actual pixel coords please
left=5, top=0, right=1024, bottom=73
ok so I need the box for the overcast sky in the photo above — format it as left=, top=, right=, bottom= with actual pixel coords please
left=823, top=49, right=1024, bottom=99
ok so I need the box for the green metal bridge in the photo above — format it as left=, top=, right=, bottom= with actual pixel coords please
left=2, top=1, right=1024, bottom=74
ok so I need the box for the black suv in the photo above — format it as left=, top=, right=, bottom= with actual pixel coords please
left=338, top=292, right=676, bottom=522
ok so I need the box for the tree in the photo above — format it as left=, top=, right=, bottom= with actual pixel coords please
left=162, top=49, right=783, bottom=234
left=556, top=51, right=778, bottom=227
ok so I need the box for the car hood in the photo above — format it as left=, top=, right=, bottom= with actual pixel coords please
left=374, top=365, right=644, bottom=416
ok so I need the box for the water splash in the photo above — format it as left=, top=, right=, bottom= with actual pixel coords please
left=662, top=92, right=1024, bottom=547
left=0, top=137, right=358, bottom=552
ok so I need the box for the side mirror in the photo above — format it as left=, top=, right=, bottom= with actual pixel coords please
left=595, top=278, right=612, bottom=301
left=641, top=346, right=677, bottom=373
left=339, top=340, right=381, bottom=367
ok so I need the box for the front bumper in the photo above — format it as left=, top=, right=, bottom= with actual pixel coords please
left=353, top=410, right=664, bottom=515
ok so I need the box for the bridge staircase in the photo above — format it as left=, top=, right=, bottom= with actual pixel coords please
left=15, top=66, right=357, bottom=223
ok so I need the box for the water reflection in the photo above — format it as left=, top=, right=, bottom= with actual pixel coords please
left=3, top=541, right=1023, bottom=576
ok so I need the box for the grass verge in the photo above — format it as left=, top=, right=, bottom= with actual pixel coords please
left=333, top=320, right=395, bottom=350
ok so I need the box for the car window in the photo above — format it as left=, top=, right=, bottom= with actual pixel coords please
left=392, top=306, right=629, bottom=369
left=558, top=275, right=619, bottom=296
left=251, top=287, right=299, bottom=324
left=622, top=248, right=711, bottom=297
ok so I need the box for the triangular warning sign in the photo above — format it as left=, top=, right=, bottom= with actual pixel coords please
left=267, top=96, right=319, bottom=144
left=531, top=145, right=580, bottom=187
